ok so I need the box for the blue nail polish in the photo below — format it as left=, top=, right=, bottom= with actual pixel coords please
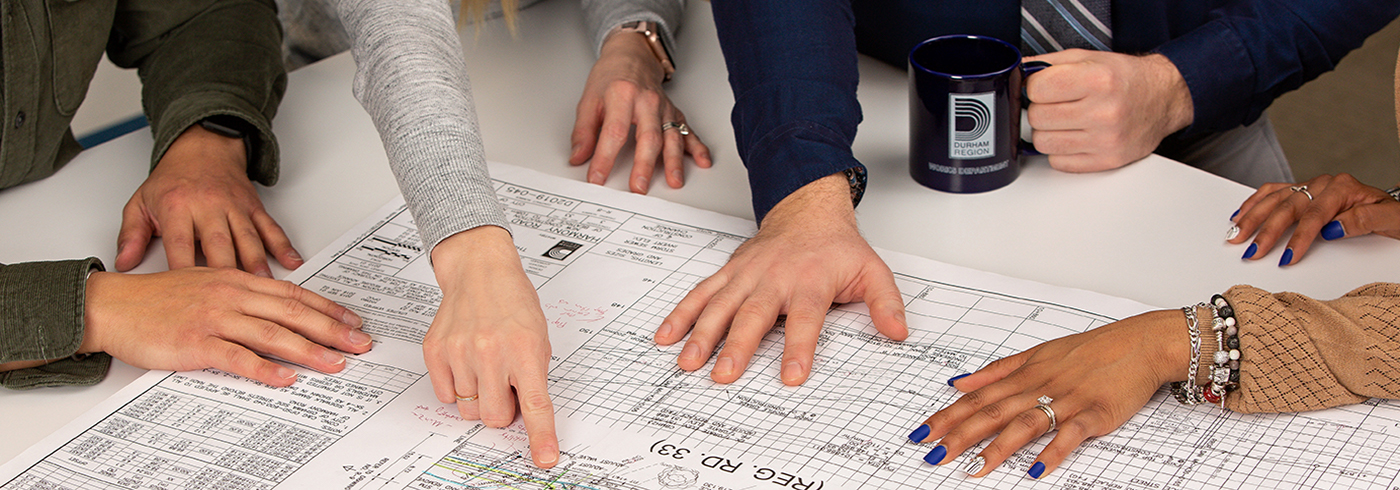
left=923, top=445, right=948, bottom=465
left=908, top=424, right=930, bottom=443
left=1278, top=248, right=1294, bottom=267
left=1322, top=221, right=1345, bottom=241
left=1028, top=461, right=1046, bottom=479
left=1242, top=243, right=1258, bottom=260
left=1230, top=209, right=1239, bottom=220
left=947, top=373, right=972, bottom=387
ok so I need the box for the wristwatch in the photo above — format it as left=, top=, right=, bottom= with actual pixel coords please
left=609, top=20, right=675, bottom=81
left=198, top=114, right=256, bottom=170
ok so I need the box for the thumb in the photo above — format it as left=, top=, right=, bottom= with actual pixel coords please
left=862, top=266, right=909, bottom=341
left=1330, top=201, right=1400, bottom=240
left=115, top=200, right=154, bottom=272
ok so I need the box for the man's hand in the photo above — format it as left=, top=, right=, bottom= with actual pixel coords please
left=116, top=124, right=301, bottom=276
left=1025, top=50, right=1194, bottom=172
left=570, top=29, right=711, bottom=194
left=422, top=226, right=559, bottom=468
left=78, top=268, right=371, bottom=386
left=656, top=173, right=909, bottom=385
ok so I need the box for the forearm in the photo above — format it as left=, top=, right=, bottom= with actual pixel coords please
left=712, top=0, right=864, bottom=221
left=1220, top=283, right=1400, bottom=413
left=335, top=0, right=509, bottom=252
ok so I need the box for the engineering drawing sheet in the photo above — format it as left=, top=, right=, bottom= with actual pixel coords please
left=4, top=163, right=1400, bottom=490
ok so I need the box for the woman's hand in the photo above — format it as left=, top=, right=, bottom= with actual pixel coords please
left=79, top=268, right=370, bottom=386
left=423, top=226, right=558, bottom=468
left=570, top=29, right=711, bottom=194
left=907, top=309, right=1189, bottom=479
left=1229, top=173, right=1400, bottom=266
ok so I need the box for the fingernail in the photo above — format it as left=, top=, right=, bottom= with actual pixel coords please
left=680, top=342, right=701, bottom=364
left=348, top=329, right=372, bottom=347
left=947, top=373, right=971, bottom=387
left=1322, top=220, right=1345, bottom=241
left=1225, top=225, right=1240, bottom=241
left=537, top=449, right=558, bottom=466
left=1241, top=243, right=1258, bottom=260
left=1230, top=209, right=1240, bottom=221
left=908, top=424, right=930, bottom=443
left=635, top=176, right=649, bottom=191
left=288, top=250, right=303, bottom=262
left=323, top=350, right=346, bottom=366
left=1278, top=248, right=1294, bottom=267
left=923, top=445, right=948, bottom=465
left=570, top=143, right=581, bottom=157
left=1028, top=461, right=1046, bottom=479
left=343, top=310, right=363, bottom=328
left=255, top=269, right=273, bottom=279
left=781, top=360, right=803, bottom=384
left=277, top=366, right=297, bottom=381
left=714, top=357, right=734, bottom=377
left=589, top=172, right=604, bottom=185
left=655, top=322, right=673, bottom=340
left=964, top=455, right=986, bottom=475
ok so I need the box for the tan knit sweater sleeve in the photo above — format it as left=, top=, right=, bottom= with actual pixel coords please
left=1221, top=283, right=1400, bottom=413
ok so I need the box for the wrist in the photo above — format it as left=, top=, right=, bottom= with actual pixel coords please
left=761, top=173, right=857, bottom=231
left=79, top=271, right=114, bottom=355
left=604, top=20, right=674, bottom=81
left=1145, top=54, right=1194, bottom=134
left=430, top=226, right=526, bottom=293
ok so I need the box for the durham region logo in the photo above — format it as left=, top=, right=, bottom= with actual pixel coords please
left=949, top=92, right=996, bottom=159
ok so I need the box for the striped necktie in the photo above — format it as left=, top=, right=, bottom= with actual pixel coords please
left=1021, top=0, right=1112, bottom=55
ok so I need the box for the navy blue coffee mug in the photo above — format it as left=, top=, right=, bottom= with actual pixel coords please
left=909, top=35, right=1048, bottom=193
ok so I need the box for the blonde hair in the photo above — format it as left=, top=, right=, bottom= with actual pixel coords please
left=459, top=0, right=519, bottom=34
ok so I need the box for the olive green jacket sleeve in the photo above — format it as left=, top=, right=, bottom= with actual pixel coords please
left=107, top=0, right=288, bottom=185
left=0, top=259, right=112, bottom=389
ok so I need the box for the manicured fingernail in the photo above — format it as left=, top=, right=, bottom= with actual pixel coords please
left=1225, top=225, right=1240, bottom=241
left=947, top=373, right=972, bottom=387
left=923, top=445, right=948, bottom=465
left=656, top=322, right=673, bottom=340
left=680, top=342, right=701, bottom=364
left=908, top=424, right=930, bottom=443
left=323, top=350, right=346, bottom=366
left=348, top=329, right=371, bottom=347
left=781, top=360, right=803, bottom=384
left=342, top=310, right=363, bottom=328
left=1230, top=209, right=1240, bottom=221
left=964, top=455, right=986, bottom=475
left=1241, top=243, right=1258, bottom=260
left=277, top=366, right=297, bottom=380
left=1278, top=248, right=1294, bottom=267
left=714, top=357, right=735, bottom=377
left=1321, top=220, right=1345, bottom=241
left=1028, top=461, right=1046, bottom=479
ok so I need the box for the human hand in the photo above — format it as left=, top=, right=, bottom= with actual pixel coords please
left=569, top=29, right=711, bottom=193
left=908, top=309, right=1188, bottom=479
left=1229, top=174, right=1400, bottom=265
left=79, top=268, right=371, bottom=387
left=116, top=123, right=301, bottom=277
left=422, top=226, right=559, bottom=468
left=656, top=173, right=909, bottom=385
left=1024, top=50, right=1194, bottom=172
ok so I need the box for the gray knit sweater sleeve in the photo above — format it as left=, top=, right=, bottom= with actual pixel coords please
left=334, top=0, right=509, bottom=252
left=583, top=0, right=686, bottom=58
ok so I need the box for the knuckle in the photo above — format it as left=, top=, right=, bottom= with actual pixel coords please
left=519, top=391, right=554, bottom=414
left=1009, top=410, right=1044, bottom=432
left=977, top=399, right=1008, bottom=421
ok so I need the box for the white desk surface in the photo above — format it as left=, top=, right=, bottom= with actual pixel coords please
left=3, top=0, right=1397, bottom=464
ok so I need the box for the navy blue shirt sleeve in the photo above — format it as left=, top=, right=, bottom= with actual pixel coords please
left=711, top=0, right=864, bottom=223
left=1150, top=0, right=1400, bottom=135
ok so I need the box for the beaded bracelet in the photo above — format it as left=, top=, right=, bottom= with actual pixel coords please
left=1203, top=294, right=1242, bottom=407
left=1170, top=303, right=1208, bottom=405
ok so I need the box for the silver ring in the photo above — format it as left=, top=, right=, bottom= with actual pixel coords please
left=1036, top=395, right=1057, bottom=432
left=661, top=121, right=691, bottom=136
left=455, top=393, right=479, bottom=402
left=1290, top=185, right=1313, bottom=201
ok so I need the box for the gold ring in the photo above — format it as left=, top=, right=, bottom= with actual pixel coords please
left=455, top=393, right=479, bottom=402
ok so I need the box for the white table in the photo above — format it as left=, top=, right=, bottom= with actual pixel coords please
left=3, top=0, right=1397, bottom=464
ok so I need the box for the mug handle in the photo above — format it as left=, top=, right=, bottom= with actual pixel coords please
left=1020, top=60, right=1052, bottom=155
